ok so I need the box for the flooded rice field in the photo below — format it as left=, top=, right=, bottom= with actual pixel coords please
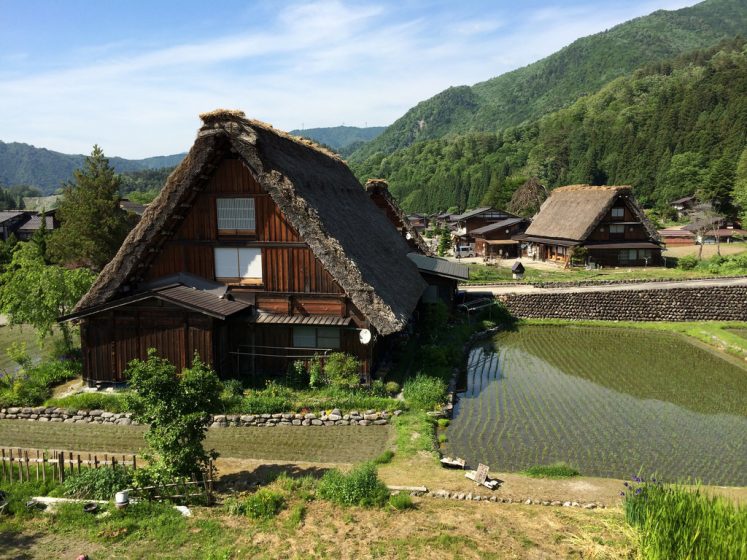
left=446, top=325, right=747, bottom=485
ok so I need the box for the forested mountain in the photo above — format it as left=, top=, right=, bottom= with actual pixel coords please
left=350, top=0, right=747, bottom=163
left=0, top=141, right=185, bottom=193
left=351, top=39, right=747, bottom=216
left=289, top=125, right=386, bottom=156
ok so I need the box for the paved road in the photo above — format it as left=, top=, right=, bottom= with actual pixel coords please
left=462, top=276, right=747, bottom=296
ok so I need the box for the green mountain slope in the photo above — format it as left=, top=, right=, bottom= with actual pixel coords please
left=289, top=125, right=386, bottom=155
left=351, top=39, right=747, bottom=214
left=351, top=0, right=747, bottom=163
left=0, top=141, right=185, bottom=193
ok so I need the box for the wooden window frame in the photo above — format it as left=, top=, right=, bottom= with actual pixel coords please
left=611, top=207, right=625, bottom=219
left=214, top=247, right=263, bottom=286
left=292, top=326, right=341, bottom=350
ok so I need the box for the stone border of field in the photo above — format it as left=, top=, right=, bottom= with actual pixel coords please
left=462, top=274, right=747, bottom=289
left=0, top=407, right=399, bottom=427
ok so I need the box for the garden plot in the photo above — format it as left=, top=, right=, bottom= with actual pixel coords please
left=446, top=326, right=747, bottom=486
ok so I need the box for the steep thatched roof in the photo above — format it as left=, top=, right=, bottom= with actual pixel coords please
left=364, top=179, right=432, bottom=256
left=524, top=185, right=659, bottom=242
left=74, top=109, right=426, bottom=335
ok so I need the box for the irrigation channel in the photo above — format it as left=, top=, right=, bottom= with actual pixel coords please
left=445, top=325, right=747, bottom=486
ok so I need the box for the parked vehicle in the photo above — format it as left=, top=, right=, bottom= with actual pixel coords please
left=454, top=245, right=475, bottom=258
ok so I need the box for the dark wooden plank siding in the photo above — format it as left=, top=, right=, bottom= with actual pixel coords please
left=81, top=308, right=213, bottom=383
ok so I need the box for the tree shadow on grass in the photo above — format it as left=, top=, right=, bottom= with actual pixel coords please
left=217, top=464, right=331, bottom=491
left=0, top=529, right=43, bottom=560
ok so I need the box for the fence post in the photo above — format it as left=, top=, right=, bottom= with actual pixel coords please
left=41, top=451, right=46, bottom=483
left=58, top=452, right=65, bottom=483
left=25, top=451, right=30, bottom=481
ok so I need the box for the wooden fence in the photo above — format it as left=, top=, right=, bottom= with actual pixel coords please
left=0, top=448, right=136, bottom=484
left=0, top=447, right=214, bottom=504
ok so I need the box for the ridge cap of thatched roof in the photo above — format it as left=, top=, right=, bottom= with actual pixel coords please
left=73, top=111, right=425, bottom=335
left=552, top=184, right=631, bottom=193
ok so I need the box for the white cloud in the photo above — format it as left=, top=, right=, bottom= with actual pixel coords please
left=0, top=0, right=701, bottom=158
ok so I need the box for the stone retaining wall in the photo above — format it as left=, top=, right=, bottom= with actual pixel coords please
left=499, top=286, right=747, bottom=321
left=0, top=407, right=399, bottom=427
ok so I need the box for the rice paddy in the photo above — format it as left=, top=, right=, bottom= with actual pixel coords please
left=446, top=325, right=747, bottom=486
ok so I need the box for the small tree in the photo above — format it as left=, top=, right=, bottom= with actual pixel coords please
left=323, top=353, right=361, bottom=390
left=437, top=229, right=452, bottom=257
left=0, top=242, right=95, bottom=351
left=125, top=350, right=222, bottom=480
left=688, top=203, right=724, bottom=259
left=48, top=145, right=131, bottom=270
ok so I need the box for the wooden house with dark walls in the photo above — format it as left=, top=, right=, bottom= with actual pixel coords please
left=514, top=185, right=662, bottom=267
left=63, top=110, right=426, bottom=386
left=472, top=217, right=529, bottom=259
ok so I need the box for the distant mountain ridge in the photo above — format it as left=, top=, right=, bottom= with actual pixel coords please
left=350, top=0, right=747, bottom=163
left=0, top=140, right=186, bottom=193
left=289, top=125, right=386, bottom=156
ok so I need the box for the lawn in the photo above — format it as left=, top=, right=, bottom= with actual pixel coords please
left=466, top=242, right=747, bottom=284
left=446, top=324, right=747, bottom=486
left=0, top=420, right=391, bottom=464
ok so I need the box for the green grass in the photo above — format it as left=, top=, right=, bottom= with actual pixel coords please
left=45, top=392, right=129, bottom=412
left=521, top=463, right=580, bottom=478
left=0, top=419, right=391, bottom=464
left=0, top=325, right=49, bottom=373
left=624, top=481, right=747, bottom=560
left=446, top=324, right=747, bottom=485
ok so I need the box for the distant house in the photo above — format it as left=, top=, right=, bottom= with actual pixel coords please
left=406, top=213, right=429, bottom=233
left=62, top=110, right=426, bottom=385
left=0, top=211, right=31, bottom=241
left=119, top=198, right=148, bottom=217
left=658, top=226, right=695, bottom=246
left=452, top=207, right=518, bottom=242
left=0, top=210, right=58, bottom=241
left=16, top=211, right=59, bottom=241
left=472, top=218, right=529, bottom=259
left=514, top=185, right=662, bottom=267
left=670, top=195, right=696, bottom=219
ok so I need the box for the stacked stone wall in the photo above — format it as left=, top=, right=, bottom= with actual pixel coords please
left=499, top=286, right=747, bottom=321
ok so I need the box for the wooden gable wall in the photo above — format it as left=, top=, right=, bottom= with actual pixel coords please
left=144, top=158, right=343, bottom=295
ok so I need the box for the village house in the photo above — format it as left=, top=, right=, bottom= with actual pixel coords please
left=514, top=185, right=662, bottom=267
left=472, top=217, right=529, bottom=259
left=0, top=210, right=58, bottom=241
left=63, top=110, right=426, bottom=386
left=670, top=195, right=696, bottom=220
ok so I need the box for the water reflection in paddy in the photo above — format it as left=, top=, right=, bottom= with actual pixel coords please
left=446, top=326, right=747, bottom=485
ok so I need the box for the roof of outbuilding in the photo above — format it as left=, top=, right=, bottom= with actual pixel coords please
left=406, top=253, right=469, bottom=281
left=72, top=110, right=426, bottom=335
left=470, top=218, right=527, bottom=236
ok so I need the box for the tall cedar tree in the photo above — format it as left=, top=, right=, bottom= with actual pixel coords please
left=48, top=145, right=130, bottom=270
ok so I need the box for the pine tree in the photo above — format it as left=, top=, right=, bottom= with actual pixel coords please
left=699, top=154, right=737, bottom=216
left=733, top=146, right=747, bottom=224
left=48, top=145, right=131, bottom=270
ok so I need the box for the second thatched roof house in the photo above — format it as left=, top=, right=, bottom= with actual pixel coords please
left=514, top=185, right=662, bottom=267
left=64, top=110, right=426, bottom=385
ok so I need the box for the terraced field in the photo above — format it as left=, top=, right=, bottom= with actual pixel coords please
left=446, top=325, right=747, bottom=486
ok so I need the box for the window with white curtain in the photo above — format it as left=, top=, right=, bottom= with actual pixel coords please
left=214, top=247, right=262, bottom=284
left=217, top=198, right=255, bottom=231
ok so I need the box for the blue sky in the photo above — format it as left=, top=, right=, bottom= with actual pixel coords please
left=0, top=0, right=698, bottom=158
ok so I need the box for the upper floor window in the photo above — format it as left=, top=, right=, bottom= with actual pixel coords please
left=609, top=224, right=625, bottom=235
left=217, top=198, right=255, bottom=232
left=292, top=326, right=341, bottom=349
left=611, top=207, right=625, bottom=219
left=214, top=247, right=262, bottom=285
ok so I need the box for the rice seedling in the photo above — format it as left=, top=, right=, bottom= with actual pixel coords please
left=445, top=326, right=747, bottom=485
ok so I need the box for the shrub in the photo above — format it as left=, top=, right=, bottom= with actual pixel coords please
left=62, top=467, right=133, bottom=500
left=437, top=433, right=448, bottom=444
left=437, top=418, right=450, bottom=428
left=286, top=360, right=308, bottom=389
left=31, top=359, right=81, bottom=386
left=677, top=255, right=699, bottom=270
left=308, top=358, right=324, bottom=388
left=623, top=478, right=747, bottom=560
left=389, top=493, right=415, bottom=511
left=222, top=379, right=244, bottom=397
left=522, top=462, right=579, bottom=478
left=384, top=381, right=401, bottom=395
left=226, top=489, right=286, bottom=520
left=373, top=450, right=394, bottom=465
left=317, top=462, right=389, bottom=507
left=403, top=374, right=447, bottom=410
left=323, top=353, right=361, bottom=390
left=45, top=392, right=129, bottom=413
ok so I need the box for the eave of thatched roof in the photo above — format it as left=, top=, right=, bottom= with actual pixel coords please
left=523, top=185, right=660, bottom=243
left=73, top=109, right=426, bottom=335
